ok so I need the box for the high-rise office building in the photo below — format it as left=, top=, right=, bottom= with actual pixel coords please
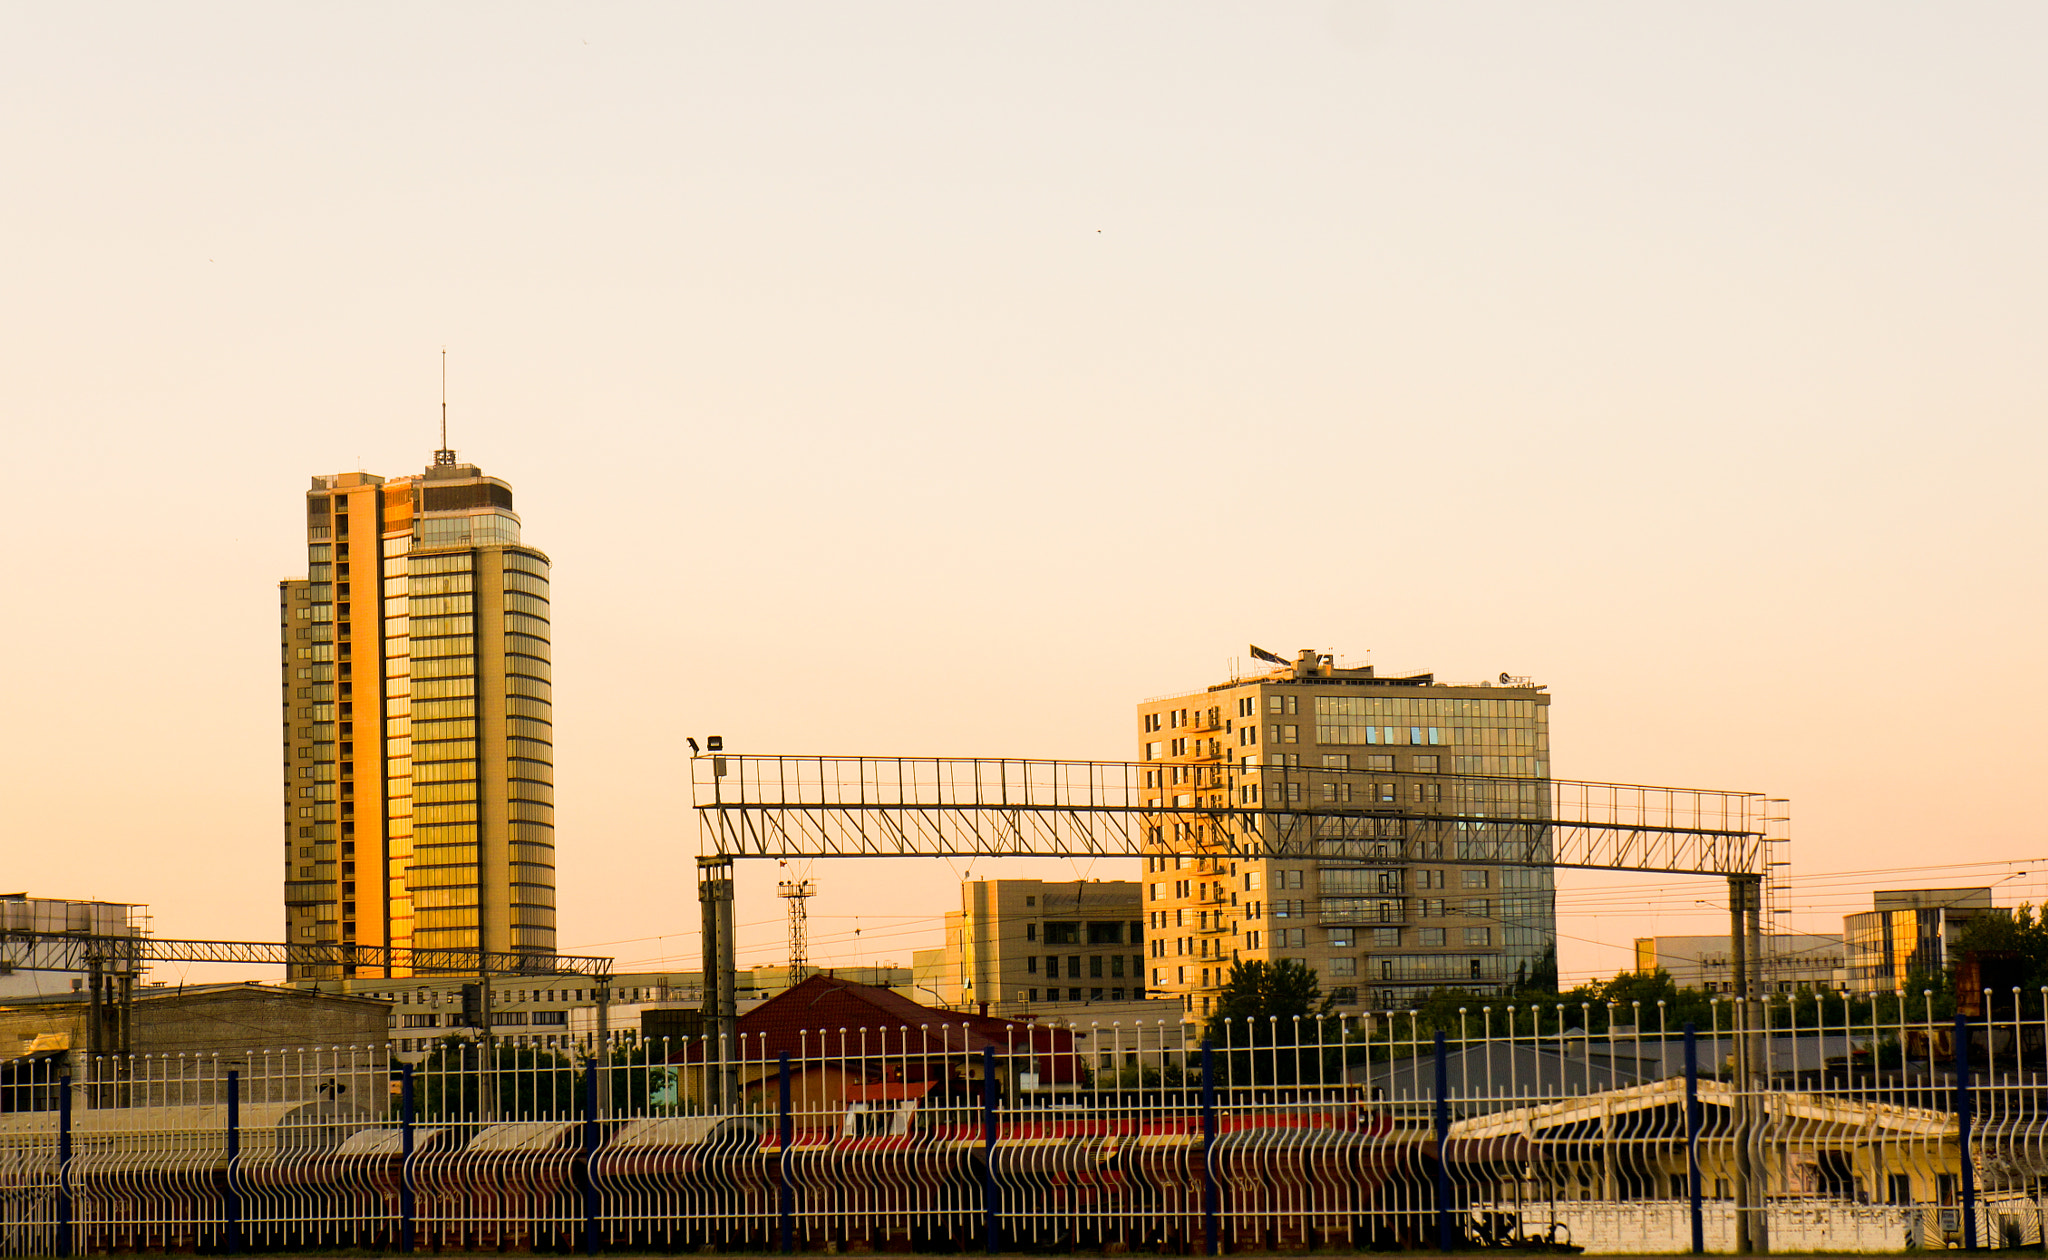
left=1138, top=649, right=1556, bottom=1017
left=281, top=449, right=554, bottom=979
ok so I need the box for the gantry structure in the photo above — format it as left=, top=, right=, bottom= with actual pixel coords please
left=690, top=750, right=1789, bottom=1249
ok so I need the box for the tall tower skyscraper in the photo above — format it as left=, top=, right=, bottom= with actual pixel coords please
left=281, top=448, right=555, bottom=978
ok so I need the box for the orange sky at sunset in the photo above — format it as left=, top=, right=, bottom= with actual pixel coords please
left=3, top=4, right=2044, bottom=987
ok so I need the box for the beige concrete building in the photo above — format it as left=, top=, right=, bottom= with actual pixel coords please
left=282, top=448, right=554, bottom=978
left=913, top=879, right=1147, bottom=1016
left=1633, top=933, right=1846, bottom=995
left=1140, top=649, right=1556, bottom=1017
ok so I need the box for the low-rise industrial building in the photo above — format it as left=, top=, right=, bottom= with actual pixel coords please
left=0, top=983, right=389, bottom=1103
left=311, top=965, right=914, bottom=1058
left=1632, top=933, right=1845, bottom=994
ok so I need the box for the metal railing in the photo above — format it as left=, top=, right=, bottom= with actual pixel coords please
left=3, top=992, right=2042, bottom=1254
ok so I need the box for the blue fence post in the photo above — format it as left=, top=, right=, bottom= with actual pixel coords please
left=399, top=1063, right=415, bottom=1255
left=225, top=1069, right=241, bottom=1255
left=56, top=1072, right=72, bottom=1259
left=982, top=1045, right=998, bottom=1255
left=1201, top=1040, right=1218, bottom=1257
left=1956, top=1013, right=1978, bottom=1251
left=582, top=1055, right=600, bottom=1255
left=779, top=1051, right=794, bottom=1255
left=1434, top=1031, right=1452, bottom=1253
left=1685, top=1024, right=1703, bottom=1256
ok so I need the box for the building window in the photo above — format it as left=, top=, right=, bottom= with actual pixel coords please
left=1420, top=927, right=1446, bottom=946
left=1026, top=956, right=1037, bottom=974
left=1373, top=927, right=1399, bottom=947
left=1461, top=870, right=1491, bottom=889
left=1329, top=957, right=1357, bottom=977
left=1464, top=927, right=1492, bottom=946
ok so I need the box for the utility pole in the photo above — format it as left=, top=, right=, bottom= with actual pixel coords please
left=777, top=878, right=815, bottom=984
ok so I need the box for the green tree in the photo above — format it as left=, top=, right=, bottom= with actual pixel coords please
left=1949, top=903, right=2048, bottom=1017
left=1202, top=960, right=1339, bottom=1086
left=412, top=1036, right=579, bottom=1120
left=1512, top=943, right=1559, bottom=995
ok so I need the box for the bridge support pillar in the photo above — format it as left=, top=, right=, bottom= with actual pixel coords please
left=698, top=855, right=738, bottom=1108
left=1729, top=873, right=1768, bottom=1254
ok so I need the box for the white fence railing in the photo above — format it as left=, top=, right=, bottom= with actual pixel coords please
left=1, top=993, right=2043, bottom=1254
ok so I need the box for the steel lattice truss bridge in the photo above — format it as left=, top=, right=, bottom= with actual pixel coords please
left=692, top=754, right=1780, bottom=878
left=0, top=935, right=613, bottom=980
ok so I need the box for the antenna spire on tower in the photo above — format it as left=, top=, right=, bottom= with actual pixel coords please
left=435, top=347, right=456, bottom=466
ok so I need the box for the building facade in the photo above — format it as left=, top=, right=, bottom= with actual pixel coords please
left=1632, top=933, right=1845, bottom=994
left=281, top=449, right=554, bottom=978
left=912, top=879, right=1146, bottom=1015
left=1140, top=650, right=1556, bottom=1017
left=1842, top=888, right=2000, bottom=994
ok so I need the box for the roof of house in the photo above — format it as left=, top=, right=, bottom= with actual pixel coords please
left=679, top=974, right=1077, bottom=1069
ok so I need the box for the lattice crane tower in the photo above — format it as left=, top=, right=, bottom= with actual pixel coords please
left=776, top=878, right=816, bottom=982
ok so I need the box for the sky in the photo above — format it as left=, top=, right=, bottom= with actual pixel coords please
left=3, top=3, right=2044, bottom=992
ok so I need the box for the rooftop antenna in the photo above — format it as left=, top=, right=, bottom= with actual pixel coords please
left=434, top=347, right=456, bottom=466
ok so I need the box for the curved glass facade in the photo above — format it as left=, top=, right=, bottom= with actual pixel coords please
left=285, top=458, right=556, bottom=978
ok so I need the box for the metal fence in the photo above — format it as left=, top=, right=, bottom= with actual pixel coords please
left=3, top=995, right=2046, bottom=1254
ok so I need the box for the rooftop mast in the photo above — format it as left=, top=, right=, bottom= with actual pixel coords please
left=435, top=347, right=456, bottom=466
